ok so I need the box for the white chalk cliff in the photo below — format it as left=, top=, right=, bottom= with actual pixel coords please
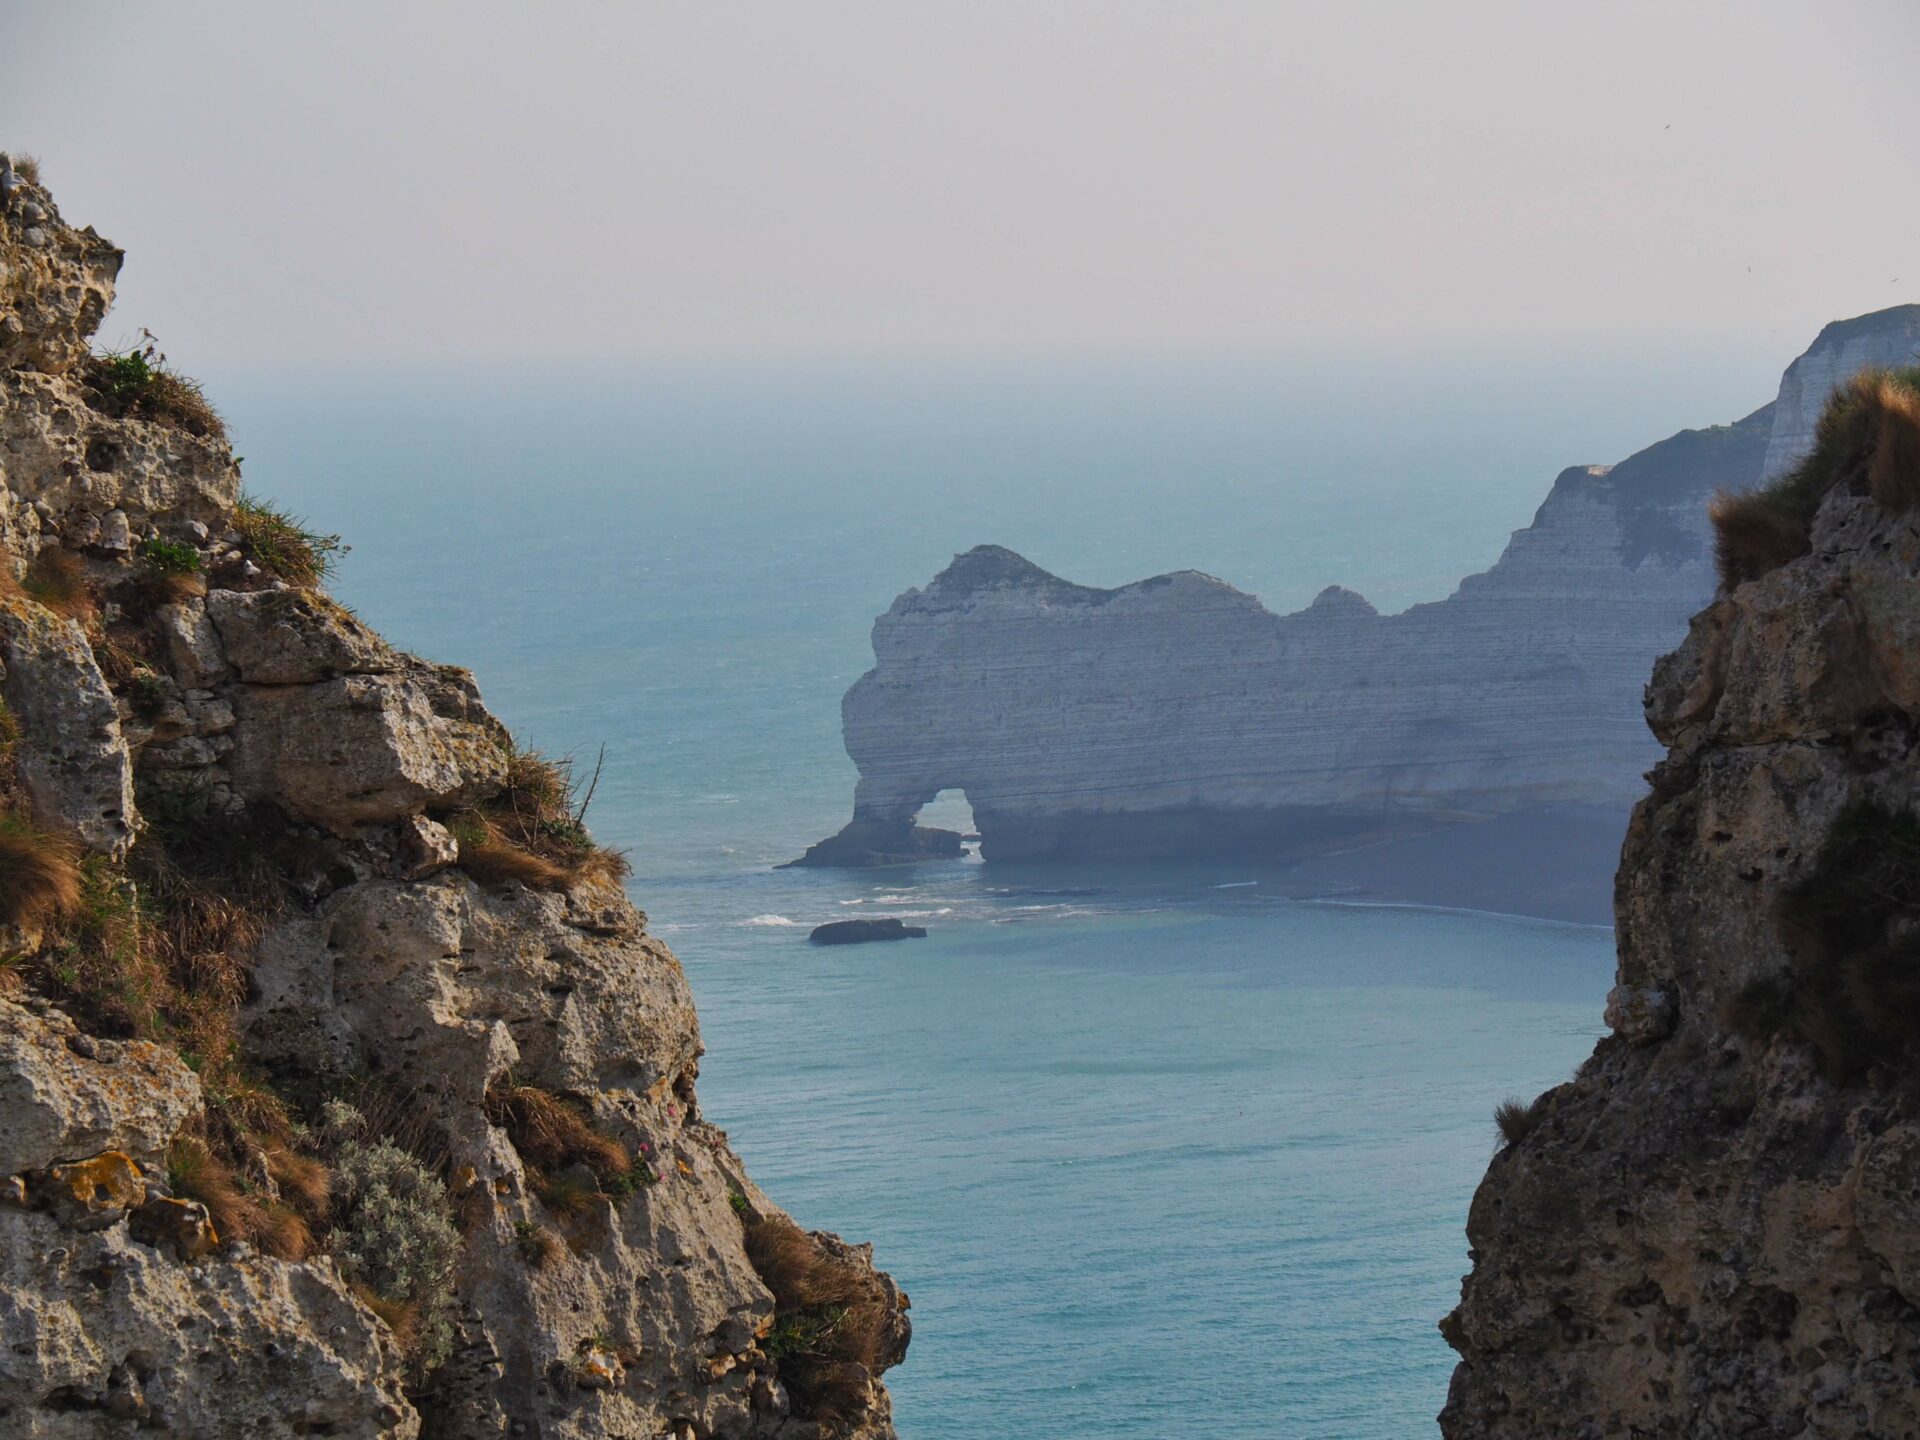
left=796, top=307, right=1920, bottom=868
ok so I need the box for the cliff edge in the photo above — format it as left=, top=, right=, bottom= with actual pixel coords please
left=1441, top=366, right=1920, bottom=1435
left=0, top=157, right=907, bottom=1439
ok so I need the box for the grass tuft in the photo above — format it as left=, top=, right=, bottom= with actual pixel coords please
left=9, top=154, right=40, bottom=185
left=513, top=1219, right=563, bottom=1267
left=1711, top=367, right=1920, bottom=586
left=451, top=748, right=628, bottom=893
left=21, top=549, right=96, bottom=625
left=0, top=812, right=83, bottom=932
left=1493, top=1094, right=1549, bottom=1149
left=484, top=1079, right=631, bottom=1184
left=233, top=492, right=345, bottom=588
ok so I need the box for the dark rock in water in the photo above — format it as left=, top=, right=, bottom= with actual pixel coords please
left=808, top=918, right=928, bottom=945
left=782, top=817, right=963, bottom=868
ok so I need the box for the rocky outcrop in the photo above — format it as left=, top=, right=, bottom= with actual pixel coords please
left=0, top=164, right=906, bottom=1437
left=1440, top=390, right=1920, bottom=1434
left=799, top=308, right=1920, bottom=873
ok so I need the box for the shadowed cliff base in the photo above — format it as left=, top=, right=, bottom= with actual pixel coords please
left=1276, top=804, right=1627, bottom=927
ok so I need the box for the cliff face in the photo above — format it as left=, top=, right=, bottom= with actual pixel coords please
left=796, top=309, right=1920, bottom=871
left=0, top=162, right=906, bottom=1438
left=1441, top=372, right=1920, bottom=1435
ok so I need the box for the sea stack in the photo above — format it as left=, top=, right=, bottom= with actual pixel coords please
left=794, top=308, right=1920, bottom=884
left=0, top=166, right=908, bottom=1437
left=1442, top=365, right=1920, bottom=1435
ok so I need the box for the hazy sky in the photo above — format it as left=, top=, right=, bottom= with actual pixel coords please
left=5, top=1, right=1918, bottom=367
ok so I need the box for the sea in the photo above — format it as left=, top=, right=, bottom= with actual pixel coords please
left=211, top=345, right=1770, bottom=1437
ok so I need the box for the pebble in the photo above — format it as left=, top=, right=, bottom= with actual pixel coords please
left=22, top=227, right=47, bottom=248
left=19, top=201, right=45, bottom=224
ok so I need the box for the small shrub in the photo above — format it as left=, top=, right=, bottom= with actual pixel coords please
left=742, top=1214, right=906, bottom=1437
left=0, top=813, right=82, bottom=932
left=233, top=492, right=345, bottom=588
left=1711, top=367, right=1920, bottom=586
left=9, top=154, right=40, bottom=185
left=83, top=333, right=225, bottom=441
left=137, top=537, right=206, bottom=606
left=1493, top=1094, right=1549, bottom=1149
left=319, top=1101, right=462, bottom=1377
left=729, top=1188, right=751, bottom=1216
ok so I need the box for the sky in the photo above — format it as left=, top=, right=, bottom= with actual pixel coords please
left=4, top=1, right=1919, bottom=369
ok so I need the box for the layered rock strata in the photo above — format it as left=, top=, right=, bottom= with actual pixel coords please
left=1441, top=384, right=1920, bottom=1434
left=797, top=308, right=1920, bottom=870
left=0, top=161, right=906, bottom=1438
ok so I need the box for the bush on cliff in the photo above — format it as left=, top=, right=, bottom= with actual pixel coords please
left=21, top=547, right=96, bottom=624
left=483, top=1077, right=654, bottom=1218
left=1729, top=802, right=1920, bottom=1081
left=1712, top=367, right=1920, bottom=586
left=319, top=1101, right=463, bottom=1377
left=742, top=1213, right=903, bottom=1436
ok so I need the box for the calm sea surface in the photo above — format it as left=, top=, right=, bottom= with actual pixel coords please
left=210, top=351, right=1757, bottom=1436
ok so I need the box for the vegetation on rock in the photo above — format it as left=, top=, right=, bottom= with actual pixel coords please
left=1711, top=366, right=1920, bottom=585
left=742, top=1213, right=905, bottom=1436
left=452, top=747, right=628, bottom=892
left=82, top=332, right=226, bottom=440
left=233, top=490, right=346, bottom=587
left=318, top=1101, right=464, bottom=1378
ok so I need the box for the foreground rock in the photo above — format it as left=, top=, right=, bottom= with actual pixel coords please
left=0, top=165, right=906, bottom=1437
left=1441, top=382, right=1920, bottom=1434
left=799, top=307, right=1920, bottom=892
left=808, top=919, right=928, bottom=946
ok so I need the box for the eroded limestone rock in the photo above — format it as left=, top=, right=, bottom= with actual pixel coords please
left=229, top=659, right=509, bottom=828
left=0, top=596, right=133, bottom=855
left=0, top=1000, right=200, bottom=1174
left=1442, top=479, right=1920, bottom=1437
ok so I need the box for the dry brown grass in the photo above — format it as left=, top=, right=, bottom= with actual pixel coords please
left=0, top=814, right=82, bottom=932
left=1494, top=1094, right=1549, bottom=1149
left=452, top=748, right=629, bottom=893
left=1710, top=492, right=1811, bottom=588
left=9, top=154, right=40, bottom=185
left=1712, top=367, right=1920, bottom=586
left=21, top=549, right=96, bottom=625
left=744, top=1214, right=906, bottom=1436
left=484, top=1079, right=630, bottom=1181
left=166, top=1133, right=316, bottom=1260
left=514, top=1220, right=564, bottom=1267
left=353, top=1286, right=421, bottom=1352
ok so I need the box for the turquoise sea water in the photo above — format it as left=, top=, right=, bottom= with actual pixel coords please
left=210, top=352, right=1740, bottom=1436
